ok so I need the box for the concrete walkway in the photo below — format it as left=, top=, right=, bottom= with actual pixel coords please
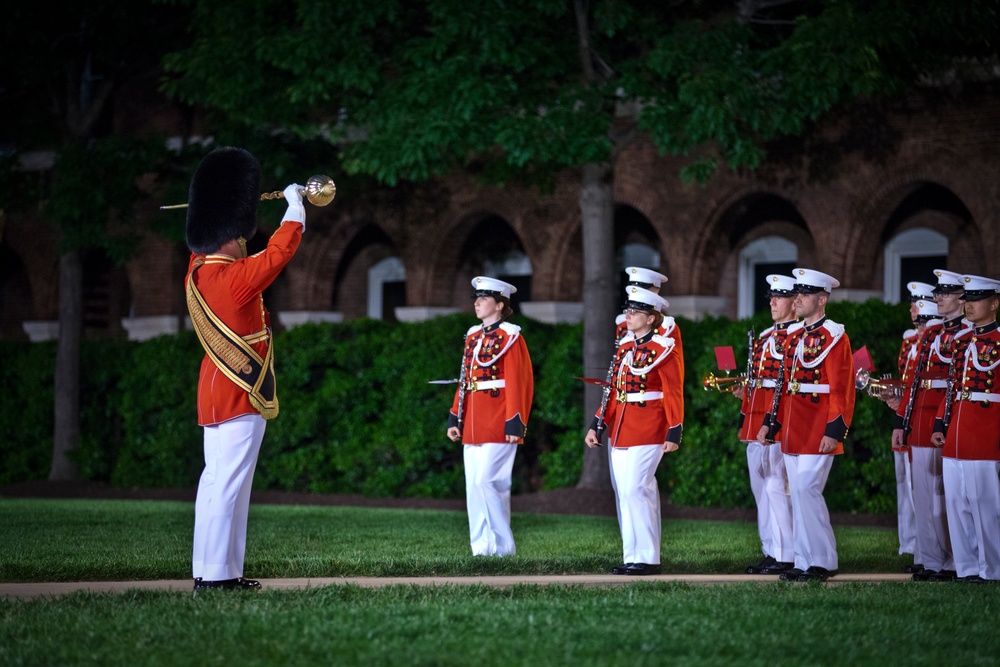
left=0, top=573, right=914, bottom=600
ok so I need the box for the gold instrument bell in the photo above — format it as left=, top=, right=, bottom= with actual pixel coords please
left=161, top=174, right=336, bottom=210
left=855, top=368, right=903, bottom=399
left=702, top=372, right=748, bottom=393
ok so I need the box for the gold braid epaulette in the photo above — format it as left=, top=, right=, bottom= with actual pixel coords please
left=186, top=287, right=253, bottom=375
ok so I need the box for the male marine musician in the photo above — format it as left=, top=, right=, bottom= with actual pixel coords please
left=761, top=268, right=855, bottom=583
left=892, top=270, right=964, bottom=581
left=185, top=147, right=306, bottom=591
left=885, top=281, right=937, bottom=574
left=931, top=274, right=1000, bottom=583
left=734, top=274, right=796, bottom=575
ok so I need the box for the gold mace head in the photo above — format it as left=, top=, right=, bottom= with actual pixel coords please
left=303, top=175, right=336, bottom=207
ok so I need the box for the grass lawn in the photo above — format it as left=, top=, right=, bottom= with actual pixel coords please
left=3, top=499, right=995, bottom=666
left=0, top=498, right=911, bottom=581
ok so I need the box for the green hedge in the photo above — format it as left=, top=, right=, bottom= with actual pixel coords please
left=0, top=300, right=910, bottom=511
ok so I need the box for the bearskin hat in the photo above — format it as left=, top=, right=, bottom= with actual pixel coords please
left=185, top=147, right=262, bottom=254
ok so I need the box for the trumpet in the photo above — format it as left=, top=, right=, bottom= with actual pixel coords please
left=160, top=174, right=337, bottom=210
left=855, top=369, right=903, bottom=399
left=702, top=373, right=748, bottom=393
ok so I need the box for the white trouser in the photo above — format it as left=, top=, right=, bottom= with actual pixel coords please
left=784, top=454, right=838, bottom=571
left=610, top=444, right=664, bottom=565
left=609, top=444, right=622, bottom=529
left=943, top=458, right=1000, bottom=580
left=910, top=447, right=953, bottom=571
left=192, top=414, right=266, bottom=581
left=893, top=449, right=918, bottom=558
left=464, top=443, right=518, bottom=556
left=746, top=441, right=794, bottom=563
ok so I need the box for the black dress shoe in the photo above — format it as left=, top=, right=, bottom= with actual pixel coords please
left=612, top=563, right=634, bottom=575
left=778, top=568, right=804, bottom=581
left=904, top=563, right=924, bottom=574
left=194, top=577, right=262, bottom=591
left=624, top=563, right=661, bottom=576
left=758, top=561, right=795, bottom=575
left=959, top=575, right=987, bottom=584
left=745, top=556, right=776, bottom=574
left=194, top=578, right=238, bottom=591
left=911, top=569, right=937, bottom=581
left=928, top=569, right=957, bottom=582
left=795, top=566, right=837, bottom=582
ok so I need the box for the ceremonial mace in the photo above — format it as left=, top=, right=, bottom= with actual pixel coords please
left=160, top=175, right=337, bottom=210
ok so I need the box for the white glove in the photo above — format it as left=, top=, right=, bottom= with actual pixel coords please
left=282, top=183, right=306, bottom=230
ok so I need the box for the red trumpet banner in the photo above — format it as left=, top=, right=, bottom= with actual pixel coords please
left=853, top=345, right=875, bottom=372
left=714, top=346, right=737, bottom=371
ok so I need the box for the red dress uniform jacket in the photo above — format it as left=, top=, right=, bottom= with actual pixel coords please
left=738, top=321, right=793, bottom=442
left=894, top=316, right=964, bottom=448
left=595, top=329, right=684, bottom=447
left=449, top=321, right=534, bottom=445
left=186, top=222, right=303, bottom=426
left=934, top=321, right=1000, bottom=462
left=774, top=317, right=856, bottom=456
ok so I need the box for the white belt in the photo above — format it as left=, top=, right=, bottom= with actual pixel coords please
left=467, top=379, right=505, bottom=391
left=788, top=382, right=830, bottom=394
left=623, top=391, right=663, bottom=402
left=755, top=379, right=777, bottom=389
left=960, top=392, right=1000, bottom=403
left=919, top=379, right=948, bottom=390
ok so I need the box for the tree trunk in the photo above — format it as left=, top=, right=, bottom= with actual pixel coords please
left=49, top=249, right=82, bottom=481
left=576, top=161, right=616, bottom=490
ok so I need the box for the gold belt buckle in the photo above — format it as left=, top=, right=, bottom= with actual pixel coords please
left=961, top=389, right=971, bottom=401
left=468, top=381, right=478, bottom=392
left=789, top=380, right=800, bottom=395
left=920, top=379, right=931, bottom=390
left=617, top=390, right=627, bottom=403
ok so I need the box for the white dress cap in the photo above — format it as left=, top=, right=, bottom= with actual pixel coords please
left=471, top=276, right=517, bottom=299
left=625, top=266, right=668, bottom=288
left=792, top=267, right=840, bottom=293
left=906, top=281, right=935, bottom=301
left=961, top=274, right=1000, bottom=301
left=624, top=285, right=670, bottom=313
left=766, top=274, right=797, bottom=295
left=932, top=269, right=965, bottom=294
left=915, top=299, right=939, bottom=319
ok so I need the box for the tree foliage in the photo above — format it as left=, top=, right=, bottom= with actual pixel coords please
left=162, top=0, right=998, bottom=184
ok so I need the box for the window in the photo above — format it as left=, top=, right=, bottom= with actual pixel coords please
left=738, top=237, right=797, bottom=319
left=883, top=228, right=948, bottom=302
left=367, top=257, right=406, bottom=321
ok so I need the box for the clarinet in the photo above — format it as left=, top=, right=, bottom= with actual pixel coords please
left=745, top=327, right=756, bottom=389
left=940, top=343, right=960, bottom=431
left=764, top=336, right=785, bottom=444
left=456, top=334, right=470, bottom=436
left=900, top=334, right=932, bottom=442
left=595, top=338, right=620, bottom=439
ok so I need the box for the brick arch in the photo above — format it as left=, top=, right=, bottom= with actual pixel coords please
left=689, top=187, right=816, bottom=296
left=843, top=163, right=984, bottom=285
left=422, top=210, right=532, bottom=308
left=331, top=224, right=402, bottom=319
left=295, top=214, right=403, bottom=310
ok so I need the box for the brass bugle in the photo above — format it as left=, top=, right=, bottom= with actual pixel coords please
left=160, top=174, right=336, bottom=210
left=702, top=373, right=748, bottom=393
left=855, top=368, right=903, bottom=399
